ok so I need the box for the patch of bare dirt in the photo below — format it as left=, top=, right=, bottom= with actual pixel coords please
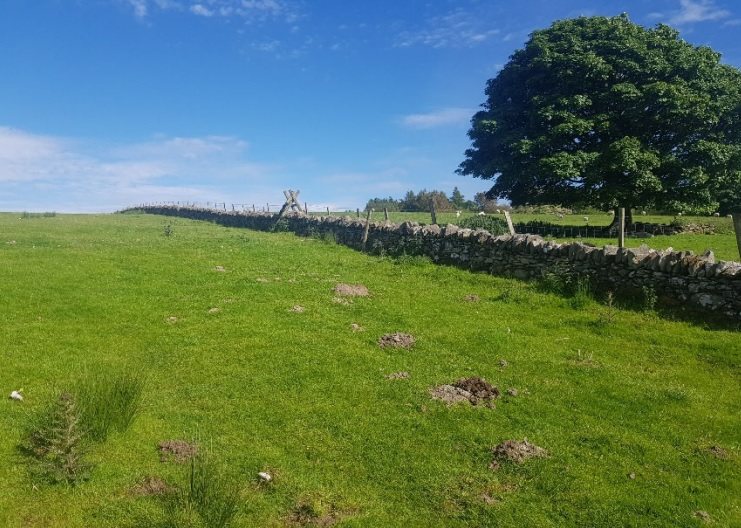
left=130, top=475, right=174, bottom=496
left=287, top=501, right=348, bottom=527
left=430, top=377, right=499, bottom=407
left=208, top=307, right=220, bottom=314
left=463, top=294, right=480, bottom=302
left=350, top=323, right=364, bottom=332
left=158, top=440, right=198, bottom=463
left=693, top=510, right=711, bottom=523
left=289, top=305, right=306, bottom=313
left=707, top=445, right=728, bottom=459
left=506, top=388, right=518, bottom=397
left=378, top=333, right=415, bottom=349
left=165, top=316, right=178, bottom=324
left=331, top=297, right=352, bottom=305
left=385, top=371, right=410, bottom=380
left=214, top=265, right=226, bottom=272
left=333, top=283, right=370, bottom=297
left=490, top=439, right=546, bottom=470
left=256, top=277, right=269, bottom=283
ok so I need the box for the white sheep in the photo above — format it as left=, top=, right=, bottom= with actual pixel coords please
left=9, top=390, right=23, bottom=401
left=641, top=210, right=647, bottom=215
left=713, top=212, right=720, bottom=217
left=478, top=211, right=486, bottom=216
left=583, top=216, right=589, bottom=222
left=495, top=209, right=501, bottom=214
left=677, top=212, right=683, bottom=216
left=456, top=210, right=462, bottom=218
left=556, top=213, right=564, bottom=219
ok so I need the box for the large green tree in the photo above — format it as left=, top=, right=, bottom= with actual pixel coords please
left=457, top=15, right=741, bottom=222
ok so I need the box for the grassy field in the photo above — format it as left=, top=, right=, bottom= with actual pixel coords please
left=0, top=212, right=739, bottom=527
left=324, top=211, right=739, bottom=262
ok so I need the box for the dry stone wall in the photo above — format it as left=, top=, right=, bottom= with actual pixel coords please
left=135, top=206, right=741, bottom=320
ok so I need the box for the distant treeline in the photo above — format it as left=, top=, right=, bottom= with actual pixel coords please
left=365, top=187, right=492, bottom=212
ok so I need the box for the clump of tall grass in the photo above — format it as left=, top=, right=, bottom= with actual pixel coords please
left=162, top=452, right=241, bottom=528
left=76, top=372, right=145, bottom=442
left=21, top=372, right=145, bottom=485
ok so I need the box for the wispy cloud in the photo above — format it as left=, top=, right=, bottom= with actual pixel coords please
left=649, top=0, right=732, bottom=26
left=122, top=0, right=299, bottom=22
left=395, top=8, right=500, bottom=48
left=190, top=4, right=214, bottom=17
left=0, top=127, right=284, bottom=212
left=400, top=108, right=473, bottom=129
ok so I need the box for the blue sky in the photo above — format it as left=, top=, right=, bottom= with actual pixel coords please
left=1, top=0, right=740, bottom=212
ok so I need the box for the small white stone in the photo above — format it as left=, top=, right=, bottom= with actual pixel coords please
left=257, top=471, right=272, bottom=482
left=10, top=390, right=23, bottom=401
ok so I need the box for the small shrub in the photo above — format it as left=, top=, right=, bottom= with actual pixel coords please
left=568, top=276, right=592, bottom=309
left=76, top=372, right=144, bottom=442
left=394, top=253, right=431, bottom=267
left=538, top=272, right=566, bottom=295
left=271, top=219, right=291, bottom=232
left=598, top=291, right=617, bottom=326
left=457, top=215, right=509, bottom=235
left=642, top=285, right=658, bottom=312
left=163, top=224, right=174, bottom=237
left=21, top=393, right=90, bottom=485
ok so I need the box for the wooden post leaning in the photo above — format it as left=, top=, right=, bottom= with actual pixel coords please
left=503, top=211, right=516, bottom=235
left=361, top=208, right=374, bottom=251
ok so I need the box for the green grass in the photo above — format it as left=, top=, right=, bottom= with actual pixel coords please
left=325, top=211, right=739, bottom=261
left=0, top=212, right=739, bottom=527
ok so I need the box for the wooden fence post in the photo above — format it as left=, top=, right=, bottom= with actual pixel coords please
left=266, top=203, right=270, bottom=212
left=384, top=207, right=389, bottom=222
left=733, top=213, right=741, bottom=260
left=327, top=207, right=331, bottom=216
left=430, top=202, right=437, bottom=225
left=361, top=208, right=373, bottom=250
left=618, top=208, right=626, bottom=248
left=304, top=202, right=308, bottom=214
left=356, top=208, right=360, bottom=218
left=503, top=211, right=516, bottom=235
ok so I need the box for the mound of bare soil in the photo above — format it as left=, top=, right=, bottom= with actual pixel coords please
left=130, top=476, right=174, bottom=496
left=385, top=371, right=410, bottom=380
left=378, top=333, right=415, bottom=349
left=430, top=377, right=499, bottom=406
left=454, top=377, right=500, bottom=401
left=289, top=305, right=306, bottom=313
left=334, top=283, right=370, bottom=297
left=158, top=440, right=197, bottom=463
left=490, top=439, right=546, bottom=469
left=463, top=294, right=480, bottom=302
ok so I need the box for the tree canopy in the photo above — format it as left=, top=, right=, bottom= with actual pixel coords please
left=457, top=14, right=741, bottom=216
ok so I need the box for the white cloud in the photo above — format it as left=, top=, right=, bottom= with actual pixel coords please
left=662, top=0, right=731, bottom=25
left=400, top=108, right=473, bottom=129
left=126, top=0, right=149, bottom=18
left=190, top=4, right=214, bottom=16
left=0, top=127, right=284, bottom=212
left=396, top=9, right=499, bottom=48
left=121, top=0, right=298, bottom=22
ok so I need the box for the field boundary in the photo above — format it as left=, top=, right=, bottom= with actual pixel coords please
left=128, top=206, right=741, bottom=320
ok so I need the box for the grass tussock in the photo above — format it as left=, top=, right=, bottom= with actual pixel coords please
left=161, top=453, right=241, bottom=528
left=76, top=372, right=145, bottom=442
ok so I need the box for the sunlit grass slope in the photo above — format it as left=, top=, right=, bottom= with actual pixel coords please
left=0, top=212, right=738, bottom=527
